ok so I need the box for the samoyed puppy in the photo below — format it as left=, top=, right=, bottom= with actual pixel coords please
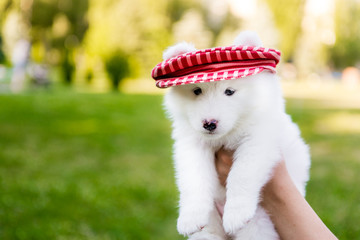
left=162, top=31, right=311, bottom=240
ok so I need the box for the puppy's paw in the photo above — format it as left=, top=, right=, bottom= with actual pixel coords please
left=177, top=208, right=210, bottom=236
left=222, top=201, right=257, bottom=235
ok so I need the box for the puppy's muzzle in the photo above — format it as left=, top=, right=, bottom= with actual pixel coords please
left=203, top=119, right=218, bottom=132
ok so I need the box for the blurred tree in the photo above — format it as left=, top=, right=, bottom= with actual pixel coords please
left=84, top=0, right=172, bottom=80
left=169, top=0, right=240, bottom=47
left=264, top=0, right=305, bottom=61
left=0, top=0, right=11, bottom=15
left=30, top=0, right=89, bottom=83
left=200, top=1, right=238, bottom=43
left=0, top=35, right=5, bottom=64
left=0, top=0, right=13, bottom=64
left=167, top=0, right=199, bottom=24
left=62, top=50, right=75, bottom=84
left=167, top=0, right=194, bottom=24
left=329, top=0, right=360, bottom=69
left=104, top=51, right=130, bottom=91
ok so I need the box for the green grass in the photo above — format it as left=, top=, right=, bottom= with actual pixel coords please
left=286, top=98, right=360, bottom=239
left=0, top=92, right=359, bottom=239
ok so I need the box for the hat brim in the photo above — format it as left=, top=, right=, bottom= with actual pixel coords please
left=152, top=45, right=281, bottom=88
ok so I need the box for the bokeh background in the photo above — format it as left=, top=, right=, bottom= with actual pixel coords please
left=0, top=0, right=359, bottom=239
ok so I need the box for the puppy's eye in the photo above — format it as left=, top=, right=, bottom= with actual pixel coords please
left=193, top=87, right=202, bottom=96
left=224, top=88, right=236, bottom=96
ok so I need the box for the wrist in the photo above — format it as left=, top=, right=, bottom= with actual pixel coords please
left=261, top=164, right=295, bottom=210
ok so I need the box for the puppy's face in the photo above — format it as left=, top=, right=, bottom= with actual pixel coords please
left=165, top=73, right=275, bottom=139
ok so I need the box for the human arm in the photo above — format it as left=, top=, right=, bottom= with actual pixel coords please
left=215, top=148, right=338, bottom=240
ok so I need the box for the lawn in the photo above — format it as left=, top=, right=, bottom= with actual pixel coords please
left=0, top=91, right=359, bottom=239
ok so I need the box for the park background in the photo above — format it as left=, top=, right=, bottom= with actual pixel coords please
left=0, top=0, right=359, bottom=239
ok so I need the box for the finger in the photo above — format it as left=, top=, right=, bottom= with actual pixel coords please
left=216, top=147, right=234, bottom=166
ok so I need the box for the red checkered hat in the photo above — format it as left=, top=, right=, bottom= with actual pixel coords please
left=151, top=45, right=281, bottom=88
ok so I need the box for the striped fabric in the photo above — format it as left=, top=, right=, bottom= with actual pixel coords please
left=151, top=45, right=281, bottom=88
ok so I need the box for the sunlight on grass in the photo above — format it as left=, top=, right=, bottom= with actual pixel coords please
left=282, top=81, right=360, bottom=109
left=315, top=112, right=360, bottom=134
left=0, top=92, right=359, bottom=239
left=53, top=119, right=100, bottom=135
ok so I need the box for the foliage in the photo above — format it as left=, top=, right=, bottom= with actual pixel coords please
left=30, top=0, right=89, bottom=51
left=328, top=0, right=360, bottom=69
left=167, top=0, right=200, bottom=24
left=0, top=0, right=11, bottom=64
left=104, top=51, right=130, bottom=91
left=0, top=0, right=11, bottom=21
left=2, top=0, right=360, bottom=88
left=263, top=0, right=305, bottom=61
left=0, top=35, right=6, bottom=63
left=84, top=0, right=172, bottom=77
left=61, top=50, right=75, bottom=84
left=0, top=92, right=181, bottom=239
left=0, top=92, right=359, bottom=239
left=27, top=0, right=89, bottom=83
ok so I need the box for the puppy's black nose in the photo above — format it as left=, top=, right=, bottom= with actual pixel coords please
left=203, top=119, right=218, bottom=131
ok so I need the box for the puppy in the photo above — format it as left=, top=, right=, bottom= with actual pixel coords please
left=161, top=32, right=311, bottom=240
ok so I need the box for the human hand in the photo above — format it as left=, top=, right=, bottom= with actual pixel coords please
left=215, top=147, right=234, bottom=187
left=215, top=147, right=289, bottom=193
left=214, top=148, right=338, bottom=240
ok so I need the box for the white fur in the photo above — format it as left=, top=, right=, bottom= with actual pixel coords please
left=163, top=42, right=197, bottom=60
left=234, top=31, right=263, bottom=47
left=163, top=32, right=311, bottom=240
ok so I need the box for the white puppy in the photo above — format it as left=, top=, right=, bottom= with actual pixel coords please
left=162, top=32, right=311, bottom=240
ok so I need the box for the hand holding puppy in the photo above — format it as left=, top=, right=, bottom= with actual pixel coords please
left=215, top=148, right=338, bottom=240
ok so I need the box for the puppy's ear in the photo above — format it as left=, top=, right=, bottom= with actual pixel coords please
left=234, top=31, right=263, bottom=47
left=163, top=42, right=197, bottom=60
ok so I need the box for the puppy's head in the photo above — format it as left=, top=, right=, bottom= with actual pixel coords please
left=163, top=32, right=283, bottom=139
left=165, top=73, right=281, bottom=138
